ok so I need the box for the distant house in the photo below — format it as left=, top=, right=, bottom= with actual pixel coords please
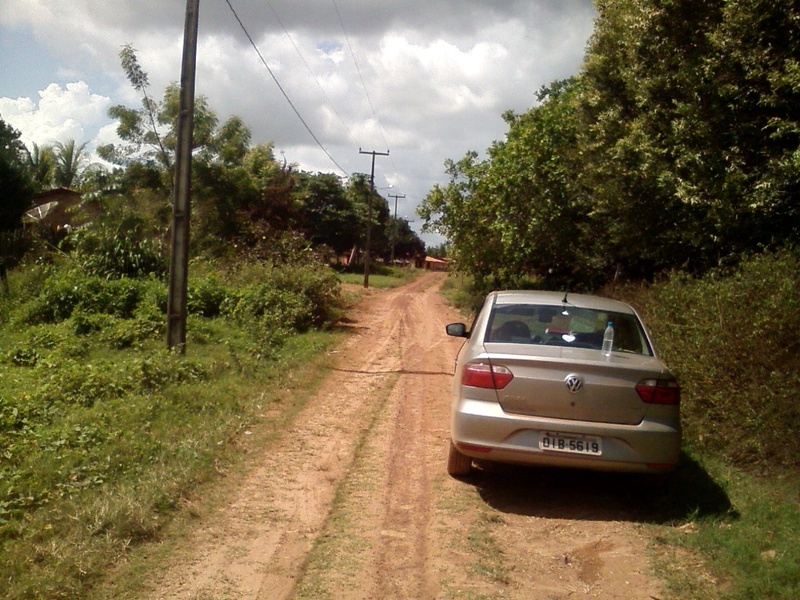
left=422, top=256, right=448, bottom=271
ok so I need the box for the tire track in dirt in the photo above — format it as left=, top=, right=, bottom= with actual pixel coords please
left=364, top=276, right=462, bottom=599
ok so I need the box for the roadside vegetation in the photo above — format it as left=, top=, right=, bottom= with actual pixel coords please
left=630, top=251, right=800, bottom=600
left=0, top=238, right=345, bottom=599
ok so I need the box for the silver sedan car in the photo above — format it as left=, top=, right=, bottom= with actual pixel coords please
left=445, top=290, right=681, bottom=476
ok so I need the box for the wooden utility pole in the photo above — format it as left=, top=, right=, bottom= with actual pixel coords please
left=166, top=0, right=199, bottom=353
left=358, top=148, right=389, bottom=288
left=388, top=193, right=405, bottom=264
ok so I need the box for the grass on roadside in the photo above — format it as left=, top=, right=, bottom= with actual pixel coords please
left=336, top=266, right=421, bottom=289
left=0, top=253, right=348, bottom=600
left=0, top=328, right=340, bottom=600
left=653, top=453, right=800, bottom=600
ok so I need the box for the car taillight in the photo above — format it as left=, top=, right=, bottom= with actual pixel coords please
left=636, top=379, right=681, bottom=405
left=461, top=363, right=514, bottom=389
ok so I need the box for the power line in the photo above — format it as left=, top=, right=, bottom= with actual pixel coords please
left=331, top=0, right=392, bottom=155
left=224, top=0, right=349, bottom=176
left=264, top=0, right=359, bottom=147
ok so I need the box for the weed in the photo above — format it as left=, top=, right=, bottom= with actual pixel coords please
left=467, top=514, right=511, bottom=586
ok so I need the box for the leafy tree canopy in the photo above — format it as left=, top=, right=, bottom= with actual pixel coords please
left=423, top=0, right=800, bottom=291
left=0, top=117, right=34, bottom=233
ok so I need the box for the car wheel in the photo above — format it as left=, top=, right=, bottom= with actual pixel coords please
left=447, top=439, right=472, bottom=476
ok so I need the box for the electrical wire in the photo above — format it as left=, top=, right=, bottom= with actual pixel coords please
left=330, top=0, right=392, bottom=156
left=223, top=0, right=349, bottom=177
left=264, top=0, right=359, bottom=148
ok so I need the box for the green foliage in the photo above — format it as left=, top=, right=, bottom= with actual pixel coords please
left=219, top=264, right=339, bottom=356
left=266, top=263, right=341, bottom=329
left=296, top=171, right=362, bottom=255
left=0, top=253, right=342, bottom=598
left=439, top=273, right=484, bottom=315
left=0, top=117, right=34, bottom=237
left=633, top=250, right=800, bottom=467
left=71, top=221, right=167, bottom=279
left=51, top=139, right=89, bottom=189
left=19, top=270, right=145, bottom=325
left=425, top=0, right=800, bottom=289
left=25, top=142, right=55, bottom=191
left=187, top=274, right=227, bottom=317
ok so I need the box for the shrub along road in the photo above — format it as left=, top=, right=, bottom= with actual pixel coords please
left=127, top=271, right=682, bottom=599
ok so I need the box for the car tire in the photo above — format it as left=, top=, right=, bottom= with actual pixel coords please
left=447, top=439, right=472, bottom=476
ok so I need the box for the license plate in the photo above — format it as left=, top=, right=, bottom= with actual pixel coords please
left=539, top=432, right=602, bottom=455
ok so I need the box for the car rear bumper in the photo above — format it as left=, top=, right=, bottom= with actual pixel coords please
left=451, top=398, right=681, bottom=474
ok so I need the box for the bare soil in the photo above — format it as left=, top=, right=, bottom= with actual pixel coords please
left=138, top=272, right=671, bottom=599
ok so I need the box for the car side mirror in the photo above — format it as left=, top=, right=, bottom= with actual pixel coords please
left=446, top=322, right=469, bottom=338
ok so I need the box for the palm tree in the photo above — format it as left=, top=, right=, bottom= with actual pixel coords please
left=52, top=139, right=88, bottom=189
left=27, top=142, right=56, bottom=191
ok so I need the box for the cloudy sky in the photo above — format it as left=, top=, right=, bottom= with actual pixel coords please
left=0, top=0, right=596, bottom=245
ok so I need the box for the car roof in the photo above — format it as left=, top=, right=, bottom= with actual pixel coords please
left=488, top=290, right=636, bottom=314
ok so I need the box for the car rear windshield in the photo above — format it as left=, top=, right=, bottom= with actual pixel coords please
left=485, top=303, right=652, bottom=356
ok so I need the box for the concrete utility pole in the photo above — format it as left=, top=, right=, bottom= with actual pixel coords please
left=166, top=0, right=199, bottom=353
left=388, top=193, right=405, bottom=264
left=358, top=148, right=389, bottom=288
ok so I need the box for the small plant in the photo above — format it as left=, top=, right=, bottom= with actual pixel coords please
left=7, top=347, right=40, bottom=367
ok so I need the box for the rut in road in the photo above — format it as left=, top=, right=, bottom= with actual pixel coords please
left=341, top=275, right=460, bottom=599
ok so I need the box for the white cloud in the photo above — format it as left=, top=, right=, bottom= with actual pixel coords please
left=0, top=82, right=112, bottom=149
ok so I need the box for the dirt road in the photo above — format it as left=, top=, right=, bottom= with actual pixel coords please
left=142, top=272, right=668, bottom=599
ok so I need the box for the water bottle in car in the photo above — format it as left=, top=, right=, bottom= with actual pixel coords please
left=602, top=321, right=614, bottom=356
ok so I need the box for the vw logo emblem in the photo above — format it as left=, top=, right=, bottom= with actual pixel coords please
left=564, top=375, right=583, bottom=393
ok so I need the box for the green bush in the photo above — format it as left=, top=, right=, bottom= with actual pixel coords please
left=267, top=264, right=340, bottom=329
left=221, top=283, right=307, bottom=356
left=187, top=275, right=228, bottom=317
left=70, top=221, right=167, bottom=279
left=18, top=270, right=84, bottom=324
left=19, top=271, right=144, bottom=325
left=635, top=250, right=800, bottom=467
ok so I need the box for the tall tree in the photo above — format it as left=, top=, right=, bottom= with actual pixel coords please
left=578, top=0, right=723, bottom=278
left=0, top=117, right=35, bottom=290
left=26, top=142, right=55, bottom=191
left=418, top=151, right=500, bottom=288
left=0, top=118, right=33, bottom=232
left=295, top=172, right=361, bottom=256
left=419, top=80, right=591, bottom=290
left=580, top=0, right=800, bottom=275
left=706, top=0, right=800, bottom=250
left=482, top=80, right=589, bottom=288
left=52, top=139, right=89, bottom=188
left=100, top=45, right=218, bottom=174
